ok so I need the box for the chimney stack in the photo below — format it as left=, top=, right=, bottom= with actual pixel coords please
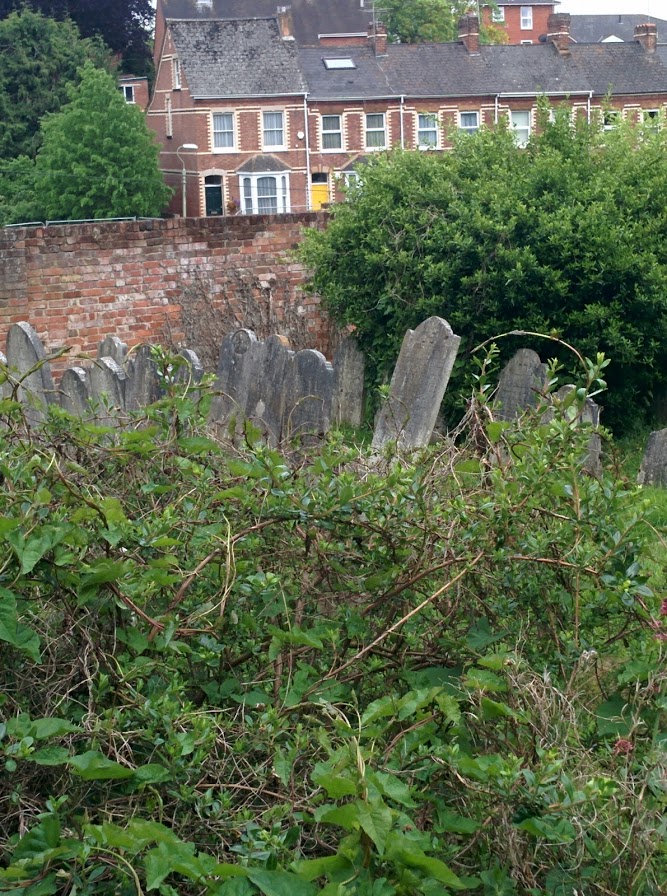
left=635, top=22, right=657, bottom=53
left=547, top=13, right=571, bottom=55
left=368, top=20, right=387, bottom=56
left=276, top=5, right=294, bottom=39
left=458, top=14, right=480, bottom=55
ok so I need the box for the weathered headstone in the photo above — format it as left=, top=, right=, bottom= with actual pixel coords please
left=209, top=329, right=261, bottom=431
left=495, top=349, right=548, bottom=420
left=6, top=322, right=56, bottom=423
left=245, top=335, right=293, bottom=444
left=89, top=357, right=126, bottom=426
left=97, top=336, right=128, bottom=364
left=372, top=317, right=461, bottom=450
left=638, top=429, right=667, bottom=486
left=332, top=336, right=365, bottom=427
left=284, top=348, right=333, bottom=441
left=59, top=367, right=90, bottom=416
left=177, top=349, right=204, bottom=385
left=125, top=344, right=161, bottom=411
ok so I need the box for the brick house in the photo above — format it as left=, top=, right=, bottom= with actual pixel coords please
left=148, top=2, right=667, bottom=218
left=481, top=0, right=557, bottom=45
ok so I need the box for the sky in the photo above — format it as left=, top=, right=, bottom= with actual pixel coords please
left=558, top=0, right=667, bottom=18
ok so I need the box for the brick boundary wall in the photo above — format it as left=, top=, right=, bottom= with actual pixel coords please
left=0, top=213, right=332, bottom=373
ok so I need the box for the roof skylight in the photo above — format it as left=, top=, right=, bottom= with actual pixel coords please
left=323, top=57, right=356, bottom=70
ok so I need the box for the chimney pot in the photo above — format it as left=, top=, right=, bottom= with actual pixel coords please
left=368, top=20, right=387, bottom=56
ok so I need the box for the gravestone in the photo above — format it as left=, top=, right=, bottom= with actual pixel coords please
left=245, top=335, right=293, bottom=444
left=125, top=344, right=161, bottom=411
left=638, top=429, right=667, bottom=487
left=209, top=329, right=260, bottom=431
left=89, top=357, right=126, bottom=426
left=6, top=322, right=56, bottom=423
left=332, top=336, right=365, bottom=427
left=372, top=316, right=461, bottom=450
left=284, top=348, right=333, bottom=441
left=495, top=349, right=548, bottom=420
left=97, top=336, right=128, bottom=364
left=177, top=349, right=204, bottom=385
left=59, top=367, right=90, bottom=416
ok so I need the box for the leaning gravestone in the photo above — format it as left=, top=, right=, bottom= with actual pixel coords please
left=284, top=348, right=334, bottom=441
left=495, top=349, right=548, bottom=420
left=59, top=367, right=90, bottom=416
left=177, top=349, right=204, bottom=385
left=638, top=429, right=667, bottom=487
left=372, top=317, right=461, bottom=450
left=6, top=322, right=56, bottom=423
left=332, top=336, right=365, bottom=428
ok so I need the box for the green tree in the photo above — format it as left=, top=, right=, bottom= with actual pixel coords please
left=381, top=0, right=506, bottom=44
left=0, top=9, right=110, bottom=161
left=30, top=63, right=171, bottom=221
left=300, top=109, right=667, bottom=433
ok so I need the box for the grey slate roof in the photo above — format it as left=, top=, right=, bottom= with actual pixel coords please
left=300, top=40, right=667, bottom=100
left=569, top=14, right=667, bottom=44
left=170, top=18, right=307, bottom=97
left=162, top=0, right=370, bottom=45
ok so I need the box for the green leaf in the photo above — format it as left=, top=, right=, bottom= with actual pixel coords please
left=133, top=763, right=173, bottom=785
left=68, top=751, right=135, bottom=780
left=356, top=799, right=393, bottom=855
left=313, top=802, right=361, bottom=830
left=31, top=718, right=82, bottom=739
left=246, top=869, right=317, bottom=896
left=12, top=815, right=61, bottom=861
left=30, top=746, right=70, bottom=766
left=291, top=855, right=353, bottom=882
left=385, top=832, right=466, bottom=889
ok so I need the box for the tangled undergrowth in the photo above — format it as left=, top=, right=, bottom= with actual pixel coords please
left=0, top=351, right=665, bottom=895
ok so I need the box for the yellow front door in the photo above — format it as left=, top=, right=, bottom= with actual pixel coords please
left=311, top=176, right=329, bottom=210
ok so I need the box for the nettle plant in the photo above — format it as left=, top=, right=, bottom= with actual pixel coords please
left=0, top=348, right=665, bottom=896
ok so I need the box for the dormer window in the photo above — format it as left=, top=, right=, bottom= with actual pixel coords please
left=323, top=58, right=356, bottom=70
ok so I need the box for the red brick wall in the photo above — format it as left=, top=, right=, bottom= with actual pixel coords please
left=0, top=214, right=331, bottom=371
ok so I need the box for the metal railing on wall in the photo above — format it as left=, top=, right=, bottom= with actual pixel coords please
left=3, top=216, right=163, bottom=229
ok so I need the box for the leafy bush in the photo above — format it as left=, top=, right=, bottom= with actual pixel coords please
left=300, top=107, right=667, bottom=433
left=0, top=351, right=665, bottom=895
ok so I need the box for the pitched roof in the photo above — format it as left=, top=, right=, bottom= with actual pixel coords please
left=161, top=0, right=371, bottom=45
left=169, top=17, right=307, bottom=97
left=569, top=14, right=667, bottom=44
left=300, top=40, right=667, bottom=101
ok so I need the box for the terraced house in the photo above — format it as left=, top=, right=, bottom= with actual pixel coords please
left=149, top=0, right=667, bottom=217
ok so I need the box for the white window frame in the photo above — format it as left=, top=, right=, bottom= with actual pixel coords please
left=520, top=39, right=533, bottom=45
left=510, top=109, right=531, bottom=146
left=643, top=108, right=662, bottom=130
left=321, top=114, right=343, bottom=151
left=365, top=112, right=387, bottom=150
left=520, top=6, right=533, bottom=29
left=417, top=112, right=439, bottom=149
left=240, top=173, right=290, bottom=215
left=492, top=6, right=505, bottom=23
left=173, top=58, right=181, bottom=90
left=262, top=110, right=286, bottom=151
left=602, top=109, right=621, bottom=131
left=459, top=110, right=480, bottom=135
left=121, top=84, right=135, bottom=103
left=212, top=111, right=235, bottom=151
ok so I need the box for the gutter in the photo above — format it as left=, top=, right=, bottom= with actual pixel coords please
left=400, top=95, right=405, bottom=148
left=303, top=93, right=311, bottom=211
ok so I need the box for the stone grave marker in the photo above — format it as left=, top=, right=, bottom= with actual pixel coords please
left=495, top=348, right=548, bottom=420
left=97, top=336, right=128, bottom=364
left=332, top=336, right=365, bottom=428
left=209, top=329, right=260, bottom=431
left=285, top=348, right=334, bottom=441
left=638, top=429, right=667, bottom=487
left=6, top=322, right=56, bottom=423
left=59, top=367, right=90, bottom=416
left=372, top=316, right=461, bottom=450
left=245, top=335, right=293, bottom=444
left=125, top=344, right=161, bottom=411
left=550, top=385, right=602, bottom=474
left=89, top=357, right=126, bottom=426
